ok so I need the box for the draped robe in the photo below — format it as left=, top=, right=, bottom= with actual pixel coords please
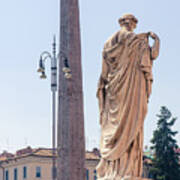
left=96, top=31, right=157, bottom=180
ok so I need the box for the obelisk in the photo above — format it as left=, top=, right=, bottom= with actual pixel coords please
left=57, top=0, right=85, bottom=179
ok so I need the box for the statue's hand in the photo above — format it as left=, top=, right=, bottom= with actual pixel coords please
left=148, top=31, right=159, bottom=40
left=148, top=32, right=160, bottom=60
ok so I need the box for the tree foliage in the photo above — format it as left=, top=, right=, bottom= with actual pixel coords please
left=150, top=106, right=180, bottom=180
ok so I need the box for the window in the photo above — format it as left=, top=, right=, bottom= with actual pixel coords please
left=5, top=170, right=9, bottom=180
left=23, top=166, right=27, bottom=178
left=86, top=169, right=89, bottom=180
left=14, top=168, right=18, bottom=180
left=36, top=166, right=41, bottom=178
left=94, top=170, right=97, bottom=180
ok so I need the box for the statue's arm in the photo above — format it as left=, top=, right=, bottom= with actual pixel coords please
left=103, top=31, right=121, bottom=54
left=148, top=32, right=160, bottom=60
left=97, top=54, right=109, bottom=124
left=97, top=52, right=108, bottom=95
left=104, top=43, right=119, bottom=54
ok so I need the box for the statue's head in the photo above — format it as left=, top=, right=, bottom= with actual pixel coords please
left=119, top=14, right=138, bottom=32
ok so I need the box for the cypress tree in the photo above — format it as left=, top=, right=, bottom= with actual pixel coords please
left=150, top=106, right=180, bottom=180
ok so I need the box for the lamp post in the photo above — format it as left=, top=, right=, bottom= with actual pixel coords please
left=37, top=36, right=57, bottom=180
left=37, top=36, right=72, bottom=180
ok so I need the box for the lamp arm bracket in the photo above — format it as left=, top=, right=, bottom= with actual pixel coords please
left=40, top=51, right=52, bottom=61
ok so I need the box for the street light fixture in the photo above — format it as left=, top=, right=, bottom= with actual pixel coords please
left=37, top=36, right=72, bottom=180
left=40, top=71, right=47, bottom=79
left=37, top=57, right=45, bottom=73
left=62, top=57, right=72, bottom=79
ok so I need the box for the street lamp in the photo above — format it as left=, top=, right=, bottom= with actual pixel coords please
left=37, top=36, right=72, bottom=180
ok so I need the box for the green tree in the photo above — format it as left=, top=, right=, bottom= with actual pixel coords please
left=150, top=106, right=180, bottom=180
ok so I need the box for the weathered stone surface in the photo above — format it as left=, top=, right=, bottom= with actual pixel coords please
left=57, top=0, right=85, bottom=180
left=96, top=14, right=160, bottom=179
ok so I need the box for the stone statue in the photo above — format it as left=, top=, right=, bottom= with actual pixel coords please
left=96, top=14, right=160, bottom=180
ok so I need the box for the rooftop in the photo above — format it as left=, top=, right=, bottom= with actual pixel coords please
left=0, top=147, right=100, bottom=163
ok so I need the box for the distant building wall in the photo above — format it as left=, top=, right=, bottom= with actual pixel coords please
left=0, top=148, right=99, bottom=180
left=85, top=160, right=98, bottom=180
left=0, top=166, right=4, bottom=180
left=0, top=147, right=156, bottom=180
left=2, top=156, right=52, bottom=180
left=1, top=157, right=99, bottom=180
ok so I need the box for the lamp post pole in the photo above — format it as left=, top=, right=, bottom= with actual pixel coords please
left=51, top=36, right=57, bottom=180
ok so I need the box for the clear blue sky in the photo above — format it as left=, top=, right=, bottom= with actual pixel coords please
left=0, top=0, right=179, bottom=153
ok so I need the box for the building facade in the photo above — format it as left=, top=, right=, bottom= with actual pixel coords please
left=0, top=147, right=99, bottom=180
left=0, top=146, right=155, bottom=180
